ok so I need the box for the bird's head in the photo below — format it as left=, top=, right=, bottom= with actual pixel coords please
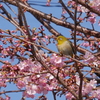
left=56, top=35, right=68, bottom=45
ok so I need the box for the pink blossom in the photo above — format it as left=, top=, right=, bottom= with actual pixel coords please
left=17, top=60, right=29, bottom=71
left=45, top=35, right=48, bottom=39
left=39, top=77, right=47, bottom=86
left=62, top=8, right=67, bottom=14
left=81, top=42, right=89, bottom=47
left=89, top=79, right=97, bottom=88
left=32, top=36, right=37, bottom=41
left=46, top=73, right=54, bottom=80
left=46, top=0, right=51, bottom=6
left=96, top=89, right=100, bottom=99
left=75, top=74, right=98, bottom=98
left=90, top=0, right=100, bottom=11
left=98, top=41, right=100, bottom=45
left=16, top=79, right=26, bottom=89
left=1, top=48, right=9, bottom=56
left=68, top=1, right=75, bottom=6
left=39, top=85, right=48, bottom=95
left=50, top=53, right=65, bottom=67
left=0, top=4, right=2, bottom=8
left=82, top=79, right=97, bottom=95
left=66, top=92, right=75, bottom=100
left=91, top=90, right=100, bottom=99
left=23, top=91, right=35, bottom=98
left=46, top=84, right=53, bottom=91
left=83, top=84, right=93, bottom=95
left=23, top=76, right=32, bottom=85
left=41, top=38, right=49, bottom=45
left=9, top=72, right=16, bottom=77
left=26, top=84, right=38, bottom=95
left=5, top=96, right=10, bottom=100
left=75, top=75, right=80, bottom=85
left=18, top=59, right=42, bottom=73
left=11, top=30, right=16, bottom=33
left=88, top=17, right=96, bottom=24
left=0, top=78, right=6, bottom=87
left=77, top=5, right=88, bottom=12
left=0, top=96, right=10, bottom=100
left=83, top=51, right=96, bottom=64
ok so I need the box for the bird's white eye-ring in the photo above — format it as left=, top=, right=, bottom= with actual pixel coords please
left=59, top=38, right=62, bottom=40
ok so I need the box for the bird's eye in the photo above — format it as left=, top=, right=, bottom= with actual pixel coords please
left=60, top=38, right=62, bottom=40
left=59, top=38, right=62, bottom=40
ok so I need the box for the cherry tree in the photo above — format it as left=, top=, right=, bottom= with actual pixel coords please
left=0, top=0, right=100, bottom=100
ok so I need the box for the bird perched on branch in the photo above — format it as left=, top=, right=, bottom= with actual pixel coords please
left=56, top=35, right=74, bottom=57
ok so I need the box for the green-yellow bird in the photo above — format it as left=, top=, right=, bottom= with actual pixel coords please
left=56, top=35, right=74, bottom=57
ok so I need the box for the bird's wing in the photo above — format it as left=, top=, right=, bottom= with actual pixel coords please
left=69, top=41, right=75, bottom=55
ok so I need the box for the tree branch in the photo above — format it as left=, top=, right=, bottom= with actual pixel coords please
left=73, top=0, right=100, bottom=16
left=3, top=0, right=100, bottom=38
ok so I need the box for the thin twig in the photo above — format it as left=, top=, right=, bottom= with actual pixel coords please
left=0, top=90, right=25, bottom=95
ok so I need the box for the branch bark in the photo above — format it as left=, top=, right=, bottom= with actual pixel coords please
left=3, top=0, right=100, bottom=38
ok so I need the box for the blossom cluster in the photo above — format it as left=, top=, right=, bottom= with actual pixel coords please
left=66, top=75, right=100, bottom=100
left=16, top=53, right=67, bottom=98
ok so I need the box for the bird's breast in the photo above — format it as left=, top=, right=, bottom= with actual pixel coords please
left=57, top=41, right=73, bottom=56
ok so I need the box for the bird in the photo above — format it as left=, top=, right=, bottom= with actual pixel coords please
left=56, top=35, right=74, bottom=57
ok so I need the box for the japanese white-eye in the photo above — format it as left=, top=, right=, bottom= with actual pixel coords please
left=56, top=35, right=74, bottom=57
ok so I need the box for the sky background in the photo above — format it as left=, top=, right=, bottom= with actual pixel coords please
left=0, top=0, right=100, bottom=100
